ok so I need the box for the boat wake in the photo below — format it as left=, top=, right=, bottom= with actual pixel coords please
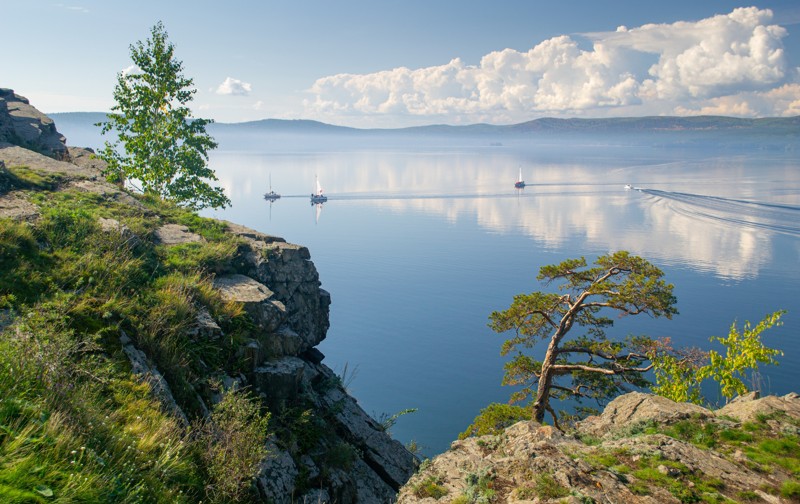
left=640, top=189, right=800, bottom=237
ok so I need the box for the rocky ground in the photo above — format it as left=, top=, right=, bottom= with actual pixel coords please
left=1, top=88, right=418, bottom=503
left=398, top=391, right=800, bottom=503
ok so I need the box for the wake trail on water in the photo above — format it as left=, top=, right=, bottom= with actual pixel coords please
left=640, top=188, right=800, bottom=237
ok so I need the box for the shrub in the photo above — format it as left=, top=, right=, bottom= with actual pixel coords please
left=781, top=480, right=800, bottom=498
left=534, top=473, right=570, bottom=500
left=412, top=475, right=448, bottom=499
left=194, top=389, right=270, bottom=503
left=459, top=402, right=530, bottom=439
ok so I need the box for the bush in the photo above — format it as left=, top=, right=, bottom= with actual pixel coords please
left=194, top=389, right=270, bottom=503
left=459, top=402, right=530, bottom=439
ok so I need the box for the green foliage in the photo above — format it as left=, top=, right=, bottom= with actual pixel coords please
left=194, top=389, right=270, bottom=503
left=324, top=441, right=359, bottom=471
left=378, top=407, right=418, bottom=433
left=0, top=219, right=51, bottom=307
left=736, top=490, right=760, bottom=501
left=2, top=165, right=66, bottom=191
left=781, top=480, right=800, bottom=498
left=532, top=473, right=570, bottom=500
left=0, top=180, right=260, bottom=501
left=698, top=311, right=785, bottom=402
left=98, top=22, right=229, bottom=210
left=462, top=467, right=496, bottom=503
left=412, top=475, right=448, bottom=499
left=490, top=251, right=677, bottom=424
left=651, top=352, right=704, bottom=404
left=653, top=311, right=785, bottom=405
left=459, top=402, right=530, bottom=439
left=0, top=303, right=200, bottom=502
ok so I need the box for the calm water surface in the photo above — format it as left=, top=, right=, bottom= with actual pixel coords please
left=202, top=139, right=800, bottom=456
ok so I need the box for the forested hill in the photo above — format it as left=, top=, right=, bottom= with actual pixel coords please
left=50, top=111, right=799, bottom=147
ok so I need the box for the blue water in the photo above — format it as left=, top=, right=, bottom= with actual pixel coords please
left=194, top=140, right=800, bottom=457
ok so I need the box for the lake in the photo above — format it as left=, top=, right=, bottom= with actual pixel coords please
left=196, top=136, right=800, bottom=457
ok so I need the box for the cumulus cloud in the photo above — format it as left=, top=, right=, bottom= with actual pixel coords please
left=306, top=7, right=793, bottom=122
left=121, top=65, right=141, bottom=76
left=216, top=77, right=252, bottom=96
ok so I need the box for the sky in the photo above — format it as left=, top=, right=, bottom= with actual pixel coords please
left=3, top=0, right=800, bottom=128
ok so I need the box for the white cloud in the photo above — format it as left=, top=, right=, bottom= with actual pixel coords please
left=121, top=65, right=141, bottom=76
left=674, top=83, right=800, bottom=117
left=305, top=7, right=793, bottom=122
left=55, top=4, right=89, bottom=14
left=216, top=77, right=252, bottom=96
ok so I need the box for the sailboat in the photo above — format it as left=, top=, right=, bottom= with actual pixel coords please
left=264, top=173, right=280, bottom=201
left=310, top=174, right=328, bottom=204
left=514, top=167, right=526, bottom=188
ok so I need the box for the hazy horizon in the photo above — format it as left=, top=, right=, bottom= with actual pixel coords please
left=5, top=1, right=799, bottom=128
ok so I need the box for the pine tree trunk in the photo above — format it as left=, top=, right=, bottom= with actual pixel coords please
left=531, top=332, right=562, bottom=423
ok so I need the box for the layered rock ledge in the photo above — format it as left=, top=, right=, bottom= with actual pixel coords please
left=398, top=391, right=800, bottom=503
left=0, top=90, right=417, bottom=503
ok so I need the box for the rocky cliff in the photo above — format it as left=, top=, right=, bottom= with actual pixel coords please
left=0, top=90, right=417, bottom=502
left=398, top=391, right=800, bottom=503
left=0, top=88, right=70, bottom=161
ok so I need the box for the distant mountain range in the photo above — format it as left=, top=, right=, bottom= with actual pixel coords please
left=48, top=112, right=799, bottom=149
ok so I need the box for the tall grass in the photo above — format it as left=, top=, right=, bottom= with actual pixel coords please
left=0, top=185, right=267, bottom=501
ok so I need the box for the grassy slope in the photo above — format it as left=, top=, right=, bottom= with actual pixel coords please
left=0, top=164, right=266, bottom=503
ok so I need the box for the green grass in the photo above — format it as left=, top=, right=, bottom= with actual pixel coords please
left=533, top=473, right=570, bottom=500
left=3, top=165, right=67, bottom=191
left=0, top=183, right=270, bottom=502
left=412, top=475, right=448, bottom=499
left=459, top=402, right=531, bottom=439
left=781, top=480, right=800, bottom=498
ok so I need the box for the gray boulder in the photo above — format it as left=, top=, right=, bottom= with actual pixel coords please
left=256, top=441, right=300, bottom=503
left=0, top=191, right=39, bottom=221
left=213, top=274, right=287, bottom=334
left=716, top=391, right=800, bottom=423
left=153, top=223, right=204, bottom=245
left=119, top=330, right=189, bottom=427
left=231, top=226, right=331, bottom=350
left=252, top=356, right=306, bottom=411
left=0, top=89, right=69, bottom=160
left=315, top=363, right=418, bottom=492
left=578, top=391, right=712, bottom=438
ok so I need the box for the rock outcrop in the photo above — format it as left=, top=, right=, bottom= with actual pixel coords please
left=0, top=93, right=417, bottom=503
left=399, top=392, right=800, bottom=503
left=0, top=89, right=70, bottom=160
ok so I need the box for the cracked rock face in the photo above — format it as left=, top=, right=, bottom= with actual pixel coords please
left=1, top=98, right=418, bottom=502
left=398, top=392, right=800, bottom=504
left=577, top=391, right=712, bottom=438
left=213, top=274, right=287, bottom=334
left=153, top=223, right=205, bottom=245
left=0, top=89, right=70, bottom=160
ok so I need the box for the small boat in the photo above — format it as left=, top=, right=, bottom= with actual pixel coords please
left=624, top=184, right=633, bottom=190
left=310, top=175, right=327, bottom=204
left=264, top=174, right=281, bottom=201
left=515, top=167, right=526, bottom=188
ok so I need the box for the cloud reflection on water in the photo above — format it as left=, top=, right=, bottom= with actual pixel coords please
left=210, top=147, right=800, bottom=281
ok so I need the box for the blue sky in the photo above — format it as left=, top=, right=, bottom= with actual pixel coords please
left=3, top=0, right=799, bottom=127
